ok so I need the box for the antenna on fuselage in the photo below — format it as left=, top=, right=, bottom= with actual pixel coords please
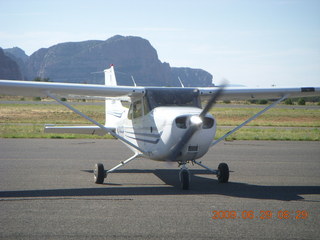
left=131, top=76, right=137, bottom=87
left=178, top=77, right=185, bottom=88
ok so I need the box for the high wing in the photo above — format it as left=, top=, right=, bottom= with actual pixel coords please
left=0, top=79, right=319, bottom=100
left=198, top=86, right=319, bottom=147
left=0, top=80, right=145, bottom=99
left=0, top=79, right=144, bottom=137
left=0, top=78, right=147, bottom=153
left=0, top=78, right=319, bottom=149
left=198, top=87, right=320, bottom=100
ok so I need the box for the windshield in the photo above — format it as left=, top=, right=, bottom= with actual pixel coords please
left=145, top=88, right=201, bottom=110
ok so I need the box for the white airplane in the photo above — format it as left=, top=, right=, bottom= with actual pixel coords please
left=0, top=65, right=319, bottom=189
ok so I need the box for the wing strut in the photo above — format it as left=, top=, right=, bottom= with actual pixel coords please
left=107, top=152, right=140, bottom=174
left=47, top=93, right=147, bottom=155
left=211, top=94, right=289, bottom=147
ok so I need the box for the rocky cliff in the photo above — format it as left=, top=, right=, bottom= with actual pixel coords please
left=3, top=35, right=213, bottom=86
left=0, top=48, right=22, bottom=80
left=4, top=47, right=28, bottom=80
left=171, top=67, right=213, bottom=87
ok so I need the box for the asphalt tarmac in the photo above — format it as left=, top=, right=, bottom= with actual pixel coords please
left=0, top=139, right=319, bottom=239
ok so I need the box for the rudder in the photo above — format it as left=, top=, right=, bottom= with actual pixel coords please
left=104, top=65, right=126, bottom=128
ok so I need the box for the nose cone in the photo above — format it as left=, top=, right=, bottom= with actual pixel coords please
left=166, top=112, right=216, bottom=162
left=171, top=116, right=216, bottom=161
left=149, top=107, right=216, bottom=162
left=189, top=115, right=203, bottom=126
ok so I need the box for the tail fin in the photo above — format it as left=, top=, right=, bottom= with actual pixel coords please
left=104, top=64, right=118, bottom=86
left=104, top=65, right=126, bottom=128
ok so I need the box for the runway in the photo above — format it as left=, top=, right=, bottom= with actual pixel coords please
left=0, top=139, right=319, bottom=239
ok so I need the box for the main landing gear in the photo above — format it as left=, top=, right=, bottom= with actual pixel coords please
left=217, top=162, right=229, bottom=183
left=94, top=153, right=141, bottom=185
left=94, top=163, right=105, bottom=184
left=93, top=155, right=229, bottom=190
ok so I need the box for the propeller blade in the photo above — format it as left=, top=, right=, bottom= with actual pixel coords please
left=199, top=84, right=226, bottom=118
left=168, top=123, right=200, bottom=161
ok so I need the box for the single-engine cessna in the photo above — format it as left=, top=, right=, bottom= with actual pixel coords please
left=0, top=66, right=319, bottom=189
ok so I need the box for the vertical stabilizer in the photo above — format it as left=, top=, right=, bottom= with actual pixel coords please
left=104, top=65, right=126, bottom=128
left=104, top=64, right=117, bottom=86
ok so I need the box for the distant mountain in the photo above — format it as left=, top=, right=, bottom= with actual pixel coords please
left=171, top=67, right=213, bottom=87
left=2, top=35, right=214, bottom=86
left=4, top=47, right=28, bottom=80
left=0, top=48, right=22, bottom=80
left=4, top=47, right=29, bottom=62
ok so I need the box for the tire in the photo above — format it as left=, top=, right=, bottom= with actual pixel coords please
left=217, top=163, right=229, bottom=183
left=180, top=169, right=190, bottom=190
left=94, top=163, right=105, bottom=184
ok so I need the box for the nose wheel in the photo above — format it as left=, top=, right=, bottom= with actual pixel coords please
left=179, top=164, right=190, bottom=190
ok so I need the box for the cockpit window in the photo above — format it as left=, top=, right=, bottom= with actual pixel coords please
left=133, top=100, right=143, bottom=118
left=128, top=100, right=143, bottom=119
left=145, top=88, right=201, bottom=110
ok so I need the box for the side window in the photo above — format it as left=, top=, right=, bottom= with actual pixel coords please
left=143, top=96, right=150, bottom=115
left=128, top=103, right=133, bottom=120
left=133, top=100, right=142, bottom=119
left=128, top=99, right=146, bottom=120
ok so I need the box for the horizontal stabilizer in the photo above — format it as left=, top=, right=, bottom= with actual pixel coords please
left=44, top=125, right=115, bottom=136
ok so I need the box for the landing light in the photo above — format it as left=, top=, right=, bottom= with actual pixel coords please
left=190, top=116, right=202, bottom=126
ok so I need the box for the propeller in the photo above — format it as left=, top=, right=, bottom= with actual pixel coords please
left=168, top=84, right=226, bottom=162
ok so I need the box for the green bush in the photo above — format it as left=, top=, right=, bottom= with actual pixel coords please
left=298, top=98, right=306, bottom=105
left=258, top=99, right=268, bottom=104
left=285, top=98, right=293, bottom=105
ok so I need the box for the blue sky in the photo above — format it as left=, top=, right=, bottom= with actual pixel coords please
left=1, top=0, right=319, bottom=87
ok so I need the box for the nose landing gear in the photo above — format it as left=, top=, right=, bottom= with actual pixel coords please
left=179, top=164, right=190, bottom=190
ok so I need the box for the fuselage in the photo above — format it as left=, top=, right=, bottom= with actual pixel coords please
left=115, top=88, right=217, bottom=162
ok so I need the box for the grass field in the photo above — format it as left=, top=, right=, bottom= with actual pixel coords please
left=0, top=102, right=319, bottom=140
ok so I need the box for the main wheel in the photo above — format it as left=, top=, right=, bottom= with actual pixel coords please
left=217, top=163, right=229, bottom=183
left=94, top=163, right=105, bottom=184
left=179, top=169, right=190, bottom=190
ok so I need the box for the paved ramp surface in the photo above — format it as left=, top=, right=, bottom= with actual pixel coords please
left=0, top=139, right=319, bottom=239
